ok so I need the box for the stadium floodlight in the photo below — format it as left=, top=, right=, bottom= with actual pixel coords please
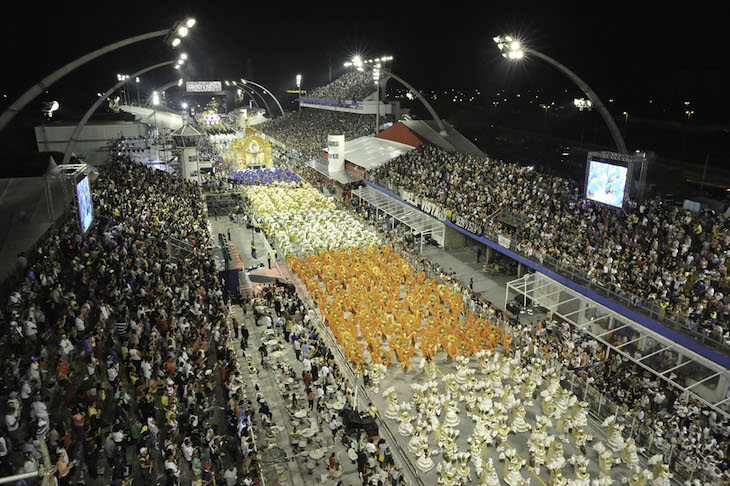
left=42, top=100, right=59, bottom=117
left=574, top=98, right=592, bottom=111
left=494, top=35, right=524, bottom=59
left=181, top=102, right=188, bottom=109
left=186, top=18, right=196, bottom=28
left=494, top=33, right=627, bottom=154
left=152, top=91, right=160, bottom=105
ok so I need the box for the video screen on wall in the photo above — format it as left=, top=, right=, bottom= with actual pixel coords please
left=585, top=160, right=628, bottom=207
left=76, top=176, right=93, bottom=232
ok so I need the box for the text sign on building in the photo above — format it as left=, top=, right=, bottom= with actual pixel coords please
left=186, top=81, right=223, bottom=92
left=327, top=135, right=345, bottom=172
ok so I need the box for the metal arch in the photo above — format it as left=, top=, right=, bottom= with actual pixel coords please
left=143, top=79, right=183, bottom=107
left=62, top=60, right=175, bottom=165
left=236, top=86, right=262, bottom=111
left=157, top=79, right=183, bottom=95
left=239, top=79, right=286, bottom=117
left=0, top=29, right=170, bottom=134
left=237, top=85, right=269, bottom=115
left=525, top=48, right=628, bottom=155
left=366, top=66, right=448, bottom=136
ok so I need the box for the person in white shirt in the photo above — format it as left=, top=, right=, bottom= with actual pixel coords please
left=164, top=455, right=179, bottom=477
left=181, top=438, right=194, bottom=463
left=141, top=360, right=152, bottom=381
left=223, top=464, right=238, bottom=486
left=19, top=381, right=32, bottom=401
left=5, top=401, right=20, bottom=435
left=59, top=335, right=74, bottom=359
left=365, top=440, right=377, bottom=455
left=24, top=320, right=37, bottom=344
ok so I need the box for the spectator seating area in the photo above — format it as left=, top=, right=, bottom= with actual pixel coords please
left=255, top=109, right=375, bottom=159
left=1, top=159, right=263, bottom=486
left=370, top=144, right=730, bottom=339
left=306, top=71, right=376, bottom=102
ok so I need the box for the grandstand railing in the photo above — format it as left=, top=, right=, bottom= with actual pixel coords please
left=365, top=176, right=730, bottom=358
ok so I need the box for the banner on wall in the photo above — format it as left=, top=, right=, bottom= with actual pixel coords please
left=452, top=214, right=483, bottom=236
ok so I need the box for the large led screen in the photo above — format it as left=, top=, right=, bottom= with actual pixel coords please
left=585, top=160, right=628, bottom=207
left=76, top=176, right=93, bottom=232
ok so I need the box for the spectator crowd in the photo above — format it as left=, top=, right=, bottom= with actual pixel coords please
left=370, top=144, right=730, bottom=338
left=307, top=71, right=377, bottom=103
left=309, top=158, right=730, bottom=485
left=256, top=109, right=375, bottom=159
left=2, top=159, right=262, bottom=486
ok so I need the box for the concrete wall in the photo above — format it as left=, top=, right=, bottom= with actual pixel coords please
left=299, top=99, right=392, bottom=116
left=442, top=225, right=465, bottom=249
left=35, top=122, right=148, bottom=166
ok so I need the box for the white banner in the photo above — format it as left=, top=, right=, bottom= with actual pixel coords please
left=498, top=235, right=511, bottom=248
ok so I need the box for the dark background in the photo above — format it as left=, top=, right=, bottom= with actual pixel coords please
left=1, top=1, right=728, bottom=196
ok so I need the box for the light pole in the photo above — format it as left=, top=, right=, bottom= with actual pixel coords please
left=116, top=74, right=130, bottom=106
left=135, top=76, right=141, bottom=106
left=151, top=78, right=184, bottom=106
left=494, top=35, right=628, bottom=155
left=296, top=74, right=302, bottom=111
left=62, top=57, right=185, bottom=165
left=0, top=17, right=195, bottom=134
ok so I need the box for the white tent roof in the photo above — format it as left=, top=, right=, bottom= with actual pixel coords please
left=343, top=136, right=415, bottom=171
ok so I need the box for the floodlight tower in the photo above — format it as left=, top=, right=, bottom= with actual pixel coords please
left=494, top=35, right=628, bottom=155
left=296, top=74, right=302, bottom=111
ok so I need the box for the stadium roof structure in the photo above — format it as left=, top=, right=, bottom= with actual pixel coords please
left=352, top=184, right=445, bottom=251
left=400, top=120, right=485, bottom=157
left=343, top=135, right=416, bottom=172
left=507, top=272, right=730, bottom=419
left=375, top=121, right=427, bottom=148
left=170, top=124, right=203, bottom=137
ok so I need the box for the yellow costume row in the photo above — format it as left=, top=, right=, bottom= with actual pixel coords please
left=288, top=245, right=512, bottom=372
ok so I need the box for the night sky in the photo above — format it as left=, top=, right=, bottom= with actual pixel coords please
left=2, top=1, right=727, bottom=125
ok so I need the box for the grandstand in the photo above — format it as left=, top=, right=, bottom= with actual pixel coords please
left=4, top=53, right=730, bottom=486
